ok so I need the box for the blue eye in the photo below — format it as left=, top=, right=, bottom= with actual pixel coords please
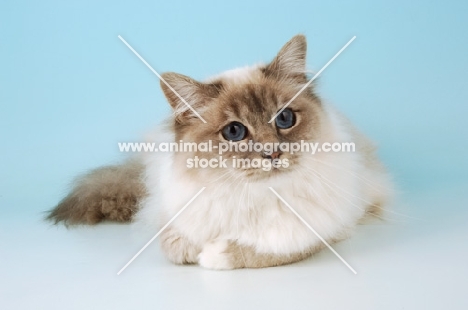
left=275, top=108, right=296, bottom=129
left=222, top=122, right=247, bottom=141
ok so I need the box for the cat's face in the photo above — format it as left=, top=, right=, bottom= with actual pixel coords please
left=160, top=35, right=323, bottom=181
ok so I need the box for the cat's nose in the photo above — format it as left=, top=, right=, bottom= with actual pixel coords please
left=263, top=151, right=282, bottom=160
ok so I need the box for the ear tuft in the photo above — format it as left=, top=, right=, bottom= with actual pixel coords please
left=265, top=34, right=307, bottom=80
left=160, top=72, right=222, bottom=123
left=160, top=72, right=197, bottom=109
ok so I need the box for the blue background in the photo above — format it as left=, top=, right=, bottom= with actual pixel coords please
left=1, top=1, right=468, bottom=309
left=2, top=1, right=467, bottom=216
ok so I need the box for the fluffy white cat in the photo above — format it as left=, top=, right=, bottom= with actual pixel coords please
left=48, top=35, right=392, bottom=269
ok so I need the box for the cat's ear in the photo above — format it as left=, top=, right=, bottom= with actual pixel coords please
left=264, top=34, right=307, bottom=81
left=160, top=72, right=221, bottom=123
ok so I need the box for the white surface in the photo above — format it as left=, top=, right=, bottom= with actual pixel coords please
left=2, top=183, right=467, bottom=310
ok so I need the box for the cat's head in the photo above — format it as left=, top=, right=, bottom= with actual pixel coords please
left=160, top=35, right=324, bottom=181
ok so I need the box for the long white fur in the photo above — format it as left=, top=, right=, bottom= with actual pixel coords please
left=135, top=66, right=391, bottom=260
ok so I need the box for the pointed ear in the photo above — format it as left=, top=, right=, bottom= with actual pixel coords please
left=264, top=34, right=307, bottom=81
left=160, top=72, right=222, bottom=123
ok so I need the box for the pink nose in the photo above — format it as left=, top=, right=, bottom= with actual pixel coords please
left=270, top=151, right=282, bottom=160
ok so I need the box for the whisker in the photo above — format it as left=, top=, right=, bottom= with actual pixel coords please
left=307, top=156, right=389, bottom=193
left=292, top=167, right=345, bottom=223
left=303, top=165, right=422, bottom=221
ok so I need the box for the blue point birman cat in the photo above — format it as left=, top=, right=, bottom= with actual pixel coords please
left=47, top=35, right=392, bottom=269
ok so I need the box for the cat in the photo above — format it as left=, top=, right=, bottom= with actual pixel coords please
left=47, top=34, right=392, bottom=270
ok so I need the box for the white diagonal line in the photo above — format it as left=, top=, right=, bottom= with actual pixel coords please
left=117, top=35, right=207, bottom=124
left=117, top=187, right=206, bottom=275
left=268, top=187, right=357, bottom=274
left=268, top=36, right=356, bottom=123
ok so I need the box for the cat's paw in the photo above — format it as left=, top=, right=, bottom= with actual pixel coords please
left=198, top=240, right=234, bottom=270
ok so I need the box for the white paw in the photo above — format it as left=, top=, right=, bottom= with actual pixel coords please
left=198, top=240, right=233, bottom=270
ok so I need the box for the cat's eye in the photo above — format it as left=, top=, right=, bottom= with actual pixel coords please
left=221, top=121, right=247, bottom=141
left=275, top=108, right=296, bottom=129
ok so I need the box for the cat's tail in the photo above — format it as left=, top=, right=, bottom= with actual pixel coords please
left=46, top=159, right=147, bottom=226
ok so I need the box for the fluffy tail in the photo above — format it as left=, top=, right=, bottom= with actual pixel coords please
left=46, top=159, right=146, bottom=226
